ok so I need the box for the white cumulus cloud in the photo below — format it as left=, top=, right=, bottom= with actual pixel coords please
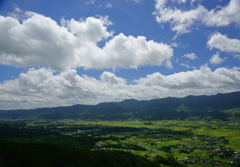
left=210, top=52, right=225, bottom=65
left=207, top=32, right=240, bottom=54
left=102, top=33, right=174, bottom=69
left=1, top=66, right=240, bottom=110
left=153, top=0, right=240, bottom=35
left=134, top=65, right=240, bottom=95
left=100, top=71, right=126, bottom=85
left=0, top=11, right=174, bottom=71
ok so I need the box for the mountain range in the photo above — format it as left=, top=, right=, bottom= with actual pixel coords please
left=1, top=91, right=240, bottom=120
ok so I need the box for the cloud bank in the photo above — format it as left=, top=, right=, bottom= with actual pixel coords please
left=1, top=66, right=240, bottom=110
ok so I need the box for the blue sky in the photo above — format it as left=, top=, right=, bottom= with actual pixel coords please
left=0, top=0, right=240, bottom=110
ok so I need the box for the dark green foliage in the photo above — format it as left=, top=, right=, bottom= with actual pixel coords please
left=155, top=155, right=182, bottom=167
left=160, top=145, right=177, bottom=153
left=0, top=141, right=159, bottom=167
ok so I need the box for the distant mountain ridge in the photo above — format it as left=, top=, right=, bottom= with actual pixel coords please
left=1, top=91, right=240, bottom=120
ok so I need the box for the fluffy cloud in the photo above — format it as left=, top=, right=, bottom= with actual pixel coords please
left=203, top=0, right=240, bottom=27
left=100, top=72, right=126, bottom=85
left=182, top=53, right=198, bottom=60
left=0, top=11, right=173, bottom=71
left=207, top=32, right=240, bottom=54
left=1, top=66, right=240, bottom=110
left=102, top=33, right=173, bottom=69
left=0, top=68, right=132, bottom=109
left=153, top=0, right=240, bottom=35
left=0, top=68, right=106, bottom=109
left=134, top=65, right=240, bottom=96
left=153, top=1, right=206, bottom=35
left=210, top=52, right=225, bottom=65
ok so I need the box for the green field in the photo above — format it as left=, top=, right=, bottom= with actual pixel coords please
left=0, top=118, right=239, bottom=166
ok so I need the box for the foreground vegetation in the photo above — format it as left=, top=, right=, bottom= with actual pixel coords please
left=0, top=141, right=160, bottom=167
left=0, top=118, right=239, bottom=166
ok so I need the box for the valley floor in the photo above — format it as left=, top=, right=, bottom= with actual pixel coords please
left=0, top=118, right=239, bottom=166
